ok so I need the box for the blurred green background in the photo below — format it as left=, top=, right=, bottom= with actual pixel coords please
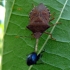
left=0, top=0, right=5, bottom=69
left=0, top=23, right=3, bottom=69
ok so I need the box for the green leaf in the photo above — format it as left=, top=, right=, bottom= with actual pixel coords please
left=0, top=0, right=3, bottom=6
left=2, top=0, right=70, bottom=70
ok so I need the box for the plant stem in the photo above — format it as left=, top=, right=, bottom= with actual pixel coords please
left=35, top=39, right=39, bottom=52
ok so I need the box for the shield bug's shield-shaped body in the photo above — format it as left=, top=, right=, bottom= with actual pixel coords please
left=27, top=3, right=50, bottom=39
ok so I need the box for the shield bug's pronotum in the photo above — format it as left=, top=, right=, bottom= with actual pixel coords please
left=27, top=3, right=51, bottom=39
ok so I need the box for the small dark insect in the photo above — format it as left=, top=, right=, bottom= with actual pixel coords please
left=27, top=3, right=50, bottom=39
left=27, top=52, right=41, bottom=66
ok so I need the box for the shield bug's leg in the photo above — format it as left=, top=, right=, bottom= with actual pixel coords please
left=15, top=35, right=33, bottom=39
left=56, top=22, right=62, bottom=25
left=15, top=33, right=38, bottom=39
left=50, top=12, right=55, bottom=21
left=50, top=22, right=62, bottom=27
left=44, top=31, right=52, bottom=38
left=44, top=32, right=56, bottom=40
left=32, top=3, right=36, bottom=8
left=50, top=13, right=61, bottom=25
left=50, top=17, right=55, bottom=21
left=31, top=33, right=36, bottom=40
left=15, top=35, right=26, bottom=38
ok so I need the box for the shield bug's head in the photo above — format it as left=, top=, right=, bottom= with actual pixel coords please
left=27, top=3, right=50, bottom=38
left=27, top=52, right=40, bottom=66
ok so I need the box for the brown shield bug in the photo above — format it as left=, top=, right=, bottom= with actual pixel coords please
left=27, top=3, right=51, bottom=39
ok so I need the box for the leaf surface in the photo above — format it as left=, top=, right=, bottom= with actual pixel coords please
left=2, top=0, right=70, bottom=70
